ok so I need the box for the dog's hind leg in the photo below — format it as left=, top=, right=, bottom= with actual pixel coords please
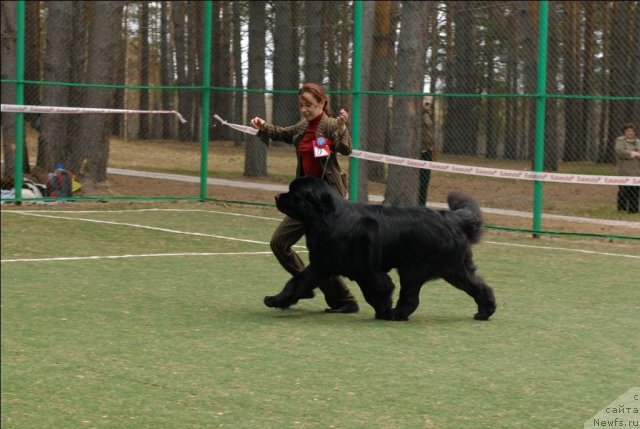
left=354, top=272, right=395, bottom=320
left=443, top=264, right=496, bottom=320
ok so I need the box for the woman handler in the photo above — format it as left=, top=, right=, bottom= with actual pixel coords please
left=250, top=82, right=359, bottom=313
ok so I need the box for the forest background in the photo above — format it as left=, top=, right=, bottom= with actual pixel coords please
left=1, top=1, right=639, bottom=233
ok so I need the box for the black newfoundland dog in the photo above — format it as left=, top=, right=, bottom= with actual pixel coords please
left=264, top=176, right=496, bottom=322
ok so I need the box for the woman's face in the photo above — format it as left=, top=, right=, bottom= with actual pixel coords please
left=624, top=128, right=636, bottom=140
left=299, top=91, right=324, bottom=120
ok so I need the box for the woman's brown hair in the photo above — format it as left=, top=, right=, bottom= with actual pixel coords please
left=622, top=123, right=636, bottom=132
left=298, top=83, right=333, bottom=116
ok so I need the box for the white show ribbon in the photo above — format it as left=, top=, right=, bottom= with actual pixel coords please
left=1, top=104, right=187, bottom=124
left=213, top=114, right=258, bottom=135
left=351, top=149, right=640, bottom=187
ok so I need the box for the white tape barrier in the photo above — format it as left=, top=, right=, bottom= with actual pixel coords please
left=3, top=104, right=635, bottom=187
left=1, top=104, right=187, bottom=124
left=213, top=114, right=258, bottom=135
left=351, top=149, right=640, bottom=187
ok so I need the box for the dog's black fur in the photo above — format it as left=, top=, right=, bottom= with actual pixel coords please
left=264, top=176, right=496, bottom=321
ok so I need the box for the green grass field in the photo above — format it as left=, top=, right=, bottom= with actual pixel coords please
left=2, top=202, right=639, bottom=428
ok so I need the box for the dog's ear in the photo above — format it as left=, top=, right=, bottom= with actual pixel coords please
left=307, top=189, right=335, bottom=215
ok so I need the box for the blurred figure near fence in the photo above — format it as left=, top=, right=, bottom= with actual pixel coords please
left=418, top=96, right=436, bottom=206
left=614, top=123, right=640, bottom=214
left=250, top=82, right=359, bottom=314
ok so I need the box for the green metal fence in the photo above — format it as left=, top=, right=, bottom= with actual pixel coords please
left=1, top=1, right=639, bottom=240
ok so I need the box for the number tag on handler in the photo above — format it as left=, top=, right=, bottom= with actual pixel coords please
left=313, top=136, right=332, bottom=158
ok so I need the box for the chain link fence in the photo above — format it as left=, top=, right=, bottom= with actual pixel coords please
left=2, top=1, right=639, bottom=238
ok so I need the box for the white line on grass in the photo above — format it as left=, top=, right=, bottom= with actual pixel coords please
left=6, top=211, right=277, bottom=246
left=4, top=208, right=638, bottom=261
left=1, top=251, right=283, bottom=264
left=4, top=208, right=282, bottom=222
left=483, top=240, right=640, bottom=259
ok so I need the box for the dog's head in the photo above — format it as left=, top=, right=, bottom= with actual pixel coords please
left=275, top=177, right=340, bottom=222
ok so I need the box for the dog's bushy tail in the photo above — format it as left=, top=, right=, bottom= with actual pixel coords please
left=447, top=191, right=484, bottom=244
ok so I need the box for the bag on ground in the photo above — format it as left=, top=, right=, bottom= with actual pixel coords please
left=46, top=169, right=74, bottom=197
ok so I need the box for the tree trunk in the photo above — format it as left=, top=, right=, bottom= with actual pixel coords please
left=485, top=6, right=498, bottom=159
left=427, top=3, right=439, bottom=155
left=232, top=1, right=244, bottom=147
left=338, top=2, right=351, bottom=112
left=1, top=1, right=18, bottom=178
left=384, top=1, right=427, bottom=207
left=160, top=1, right=174, bottom=139
left=273, top=1, right=299, bottom=128
left=581, top=2, right=596, bottom=160
left=111, top=3, right=127, bottom=137
left=211, top=1, right=232, bottom=141
left=325, top=4, right=340, bottom=115
left=596, top=3, right=611, bottom=161
left=355, top=1, right=376, bottom=202
left=428, top=5, right=438, bottom=97
left=504, top=6, right=519, bottom=160
left=543, top=2, right=560, bottom=172
left=78, top=1, right=124, bottom=194
left=562, top=2, right=583, bottom=161
left=443, top=0, right=478, bottom=156
left=602, top=2, right=629, bottom=164
left=35, top=1, right=75, bottom=173
left=244, top=1, right=267, bottom=177
left=24, top=1, right=41, bottom=131
left=629, top=3, right=640, bottom=126
left=520, top=2, right=537, bottom=162
left=138, top=2, right=150, bottom=139
left=189, top=1, right=202, bottom=142
left=66, top=2, right=88, bottom=162
left=367, top=1, right=398, bottom=182
left=173, top=1, right=191, bottom=142
left=303, top=1, right=324, bottom=85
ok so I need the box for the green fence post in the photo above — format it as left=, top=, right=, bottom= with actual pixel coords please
left=199, top=1, right=213, bottom=200
left=532, top=0, right=549, bottom=237
left=348, top=0, right=363, bottom=202
left=13, top=1, right=26, bottom=204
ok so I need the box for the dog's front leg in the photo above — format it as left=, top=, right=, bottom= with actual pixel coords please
left=354, top=272, right=394, bottom=320
left=264, top=267, right=321, bottom=309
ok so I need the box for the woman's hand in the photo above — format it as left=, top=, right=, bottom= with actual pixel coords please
left=251, top=117, right=266, bottom=129
left=337, top=109, right=349, bottom=131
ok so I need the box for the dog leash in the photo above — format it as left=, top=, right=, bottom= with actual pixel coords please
left=321, top=157, right=329, bottom=181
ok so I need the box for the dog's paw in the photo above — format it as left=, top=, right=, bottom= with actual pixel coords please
left=474, top=304, right=496, bottom=320
left=474, top=312, right=492, bottom=321
left=391, top=314, right=409, bottom=322
left=374, top=311, right=392, bottom=321
left=389, top=309, right=409, bottom=321
left=474, top=290, right=496, bottom=320
left=264, top=295, right=290, bottom=309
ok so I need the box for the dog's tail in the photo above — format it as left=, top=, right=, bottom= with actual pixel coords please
left=447, top=191, right=484, bottom=244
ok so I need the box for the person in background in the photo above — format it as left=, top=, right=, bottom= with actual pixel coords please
left=418, top=96, right=436, bottom=206
left=250, top=82, right=359, bottom=314
left=614, top=122, right=640, bottom=214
